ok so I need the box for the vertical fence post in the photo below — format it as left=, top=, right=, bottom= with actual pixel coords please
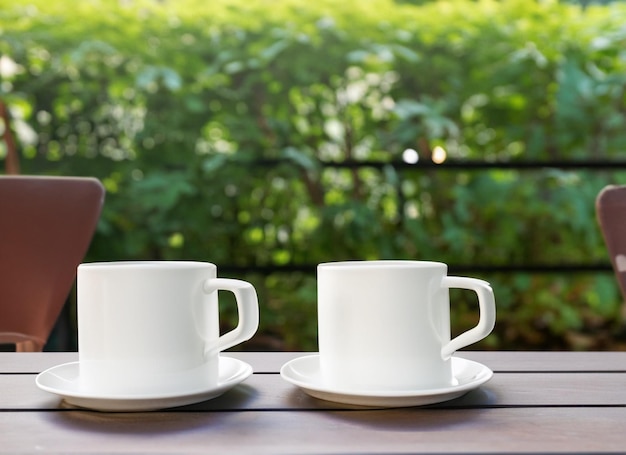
left=0, top=99, right=20, bottom=175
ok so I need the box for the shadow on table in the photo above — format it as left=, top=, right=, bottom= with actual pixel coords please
left=293, top=387, right=498, bottom=432
left=42, top=384, right=257, bottom=435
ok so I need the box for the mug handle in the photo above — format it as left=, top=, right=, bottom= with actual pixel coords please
left=439, top=276, right=496, bottom=359
left=203, top=278, right=259, bottom=356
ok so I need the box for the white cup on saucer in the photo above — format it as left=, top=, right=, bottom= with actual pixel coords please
left=76, top=261, right=259, bottom=396
left=317, top=260, right=496, bottom=391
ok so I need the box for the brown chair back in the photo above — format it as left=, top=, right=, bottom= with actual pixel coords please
left=596, top=184, right=626, bottom=303
left=0, top=176, right=105, bottom=351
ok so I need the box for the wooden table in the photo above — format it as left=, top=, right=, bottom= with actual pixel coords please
left=2, top=351, right=626, bottom=453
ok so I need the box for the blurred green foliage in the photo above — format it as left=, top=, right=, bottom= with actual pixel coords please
left=2, top=0, right=626, bottom=351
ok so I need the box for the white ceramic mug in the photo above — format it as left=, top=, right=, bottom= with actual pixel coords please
left=77, top=261, right=259, bottom=395
left=317, top=261, right=496, bottom=391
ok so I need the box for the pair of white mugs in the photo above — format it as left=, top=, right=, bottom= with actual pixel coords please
left=78, top=260, right=496, bottom=395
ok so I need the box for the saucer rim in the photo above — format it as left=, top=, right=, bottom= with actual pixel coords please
left=36, top=356, right=252, bottom=410
left=280, top=354, right=492, bottom=404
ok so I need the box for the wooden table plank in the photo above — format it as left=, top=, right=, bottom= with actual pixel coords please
left=240, top=350, right=626, bottom=373
left=460, top=351, right=626, bottom=372
left=0, top=352, right=76, bottom=373
left=0, top=352, right=295, bottom=374
left=2, top=408, right=626, bottom=454
left=3, top=351, right=626, bottom=374
left=3, top=352, right=626, bottom=454
left=3, top=371, right=626, bottom=410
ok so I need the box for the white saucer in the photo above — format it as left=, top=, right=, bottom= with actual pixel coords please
left=36, top=356, right=252, bottom=412
left=280, top=355, right=492, bottom=407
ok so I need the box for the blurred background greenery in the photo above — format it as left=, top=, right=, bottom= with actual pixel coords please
left=2, top=0, right=626, bottom=351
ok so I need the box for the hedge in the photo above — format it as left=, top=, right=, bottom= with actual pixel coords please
left=2, top=0, right=626, bottom=350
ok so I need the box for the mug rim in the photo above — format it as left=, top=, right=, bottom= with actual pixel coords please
left=78, top=261, right=216, bottom=270
left=318, top=260, right=446, bottom=269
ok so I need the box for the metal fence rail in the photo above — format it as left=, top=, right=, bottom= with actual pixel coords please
left=219, top=263, right=613, bottom=276
left=255, top=158, right=626, bottom=171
